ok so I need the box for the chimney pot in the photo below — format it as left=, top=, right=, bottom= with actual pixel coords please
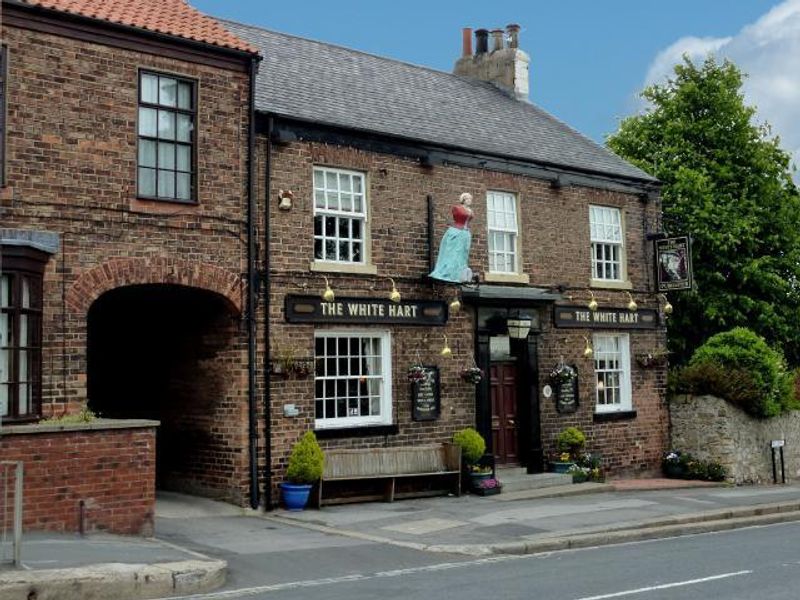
left=461, top=28, right=473, bottom=57
left=506, top=24, right=520, bottom=49
left=491, top=29, right=504, bottom=52
left=475, top=29, right=489, bottom=55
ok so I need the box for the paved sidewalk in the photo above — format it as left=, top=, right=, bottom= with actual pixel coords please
left=2, top=481, right=800, bottom=599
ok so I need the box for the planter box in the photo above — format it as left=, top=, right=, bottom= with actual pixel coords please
left=550, top=461, right=576, bottom=474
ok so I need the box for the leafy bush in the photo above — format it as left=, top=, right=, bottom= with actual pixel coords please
left=453, top=428, right=486, bottom=464
left=286, top=431, right=324, bottom=484
left=42, top=407, right=97, bottom=424
left=677, top=327, right=796, bottom=418
left=556, top=427, right=586, bottom=457
left=662, top=450, right=727, bottom=481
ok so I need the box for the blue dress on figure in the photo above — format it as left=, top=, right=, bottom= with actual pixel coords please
left=429, top=201, right=473, bottom=283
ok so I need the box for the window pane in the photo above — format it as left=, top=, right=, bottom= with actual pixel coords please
left=22, top=278, right=30, bottom=309
left=0, top=383, right=7, bottom=417
left=139, top=140, right=156, bottom=168
left=159, top=76, right=177, bottom=107
left=141, top=73, right=158, bottom=104
left=314, top=169, right=324, bottom=188
left=19, top=315, right=27, bottom=347
left=314, top=190, right=325, bottom=208
left=177, top=82, right=192, bottom=110
left=19, top=382, right=29, bottom=416
left=340, top=193, right=352, bottom=212
left=176, top=173, right=191, bottom=200
left=176, top=145, right=191, bottom=172
left=158, top=142, right=175, bottom=169
left=0, top=275, right=8, bottom=307
left=138, top=167, right=156, bottom=197
left=176, top=114, right=192, bottom=143
left=325, top=240, right=336, bottom=260
left=339, top=241, right=350, bottom=262
left=158, top=170, right=175, bottom=198
left=325, top=217, right=336, bottom=237
left=158, top=110, right=176, bottom=140
left=138, top=107, right=157, bottom=137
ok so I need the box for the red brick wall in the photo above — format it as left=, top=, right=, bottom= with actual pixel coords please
left=1, top=22, right=253, bottom=504
left=261, top=137, right=668, bottom=488
left=0, top=424, right=156, bottom=534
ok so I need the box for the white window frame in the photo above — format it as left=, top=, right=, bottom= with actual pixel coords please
left=593, top=333, right=632, bottom=413
left=314, top=330, right=392, bottom=429
left=487, top=191, right=519, bottom=274
left=313, top=167, right=367, bottom=265
left=589, top=205, right=624, bottom=282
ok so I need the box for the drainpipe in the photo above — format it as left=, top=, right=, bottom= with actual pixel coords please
left=263, top=116, right=274, bottom=510
left=246, top=56, right=261, bottom=510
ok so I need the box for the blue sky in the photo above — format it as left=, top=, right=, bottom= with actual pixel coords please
left=195, top=1, right=796, bottom=160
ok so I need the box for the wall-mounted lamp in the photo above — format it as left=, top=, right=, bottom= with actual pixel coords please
left=440, top=334, right=452, bottom=357
left=321, top=276, right=335, bottom=303
left=626, top=292, right=638, bottom=312
left=583, top=335, right=594, bottom=359
left=660, top=293, right=673, bottom=315
left=507, top=314, right=533, bottom=339
left=387, top=278, right=401, bottom=303
left=588, top=290, right=598, bottom=312
left=278, top=189, right=294, bottom=211
left=449, top=296, right=461, bottom=314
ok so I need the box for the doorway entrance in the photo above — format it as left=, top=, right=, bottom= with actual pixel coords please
left=86, top=284, right=243, bottom=501
left=490, top=362, right=518, bottom=465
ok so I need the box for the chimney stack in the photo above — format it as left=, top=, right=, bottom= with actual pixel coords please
left=461, top=27, right=472, bottom=58
left=453, top=24, right=530, bottom=101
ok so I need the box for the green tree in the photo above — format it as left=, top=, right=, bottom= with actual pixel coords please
left=607, top=57, right=800, bottom=365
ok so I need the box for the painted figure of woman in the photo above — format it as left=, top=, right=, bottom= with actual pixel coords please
left=429, top=192, right=474, bottom=283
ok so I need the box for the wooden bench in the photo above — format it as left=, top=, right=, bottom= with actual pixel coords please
left=317, top=443, right=461, bottom=506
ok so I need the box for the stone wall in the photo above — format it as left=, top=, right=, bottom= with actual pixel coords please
left=0, top=420, right=157, bottom=534
left=670, top=394, right=800, bottom=483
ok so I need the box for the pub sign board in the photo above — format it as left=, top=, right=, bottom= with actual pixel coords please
left=411, top=366, right=441, bottom=421
left=285, top=295, right=448, bottom=326
left=656, top=236, right=693, bottom=292
left=554, top=306, right=659, bottom=329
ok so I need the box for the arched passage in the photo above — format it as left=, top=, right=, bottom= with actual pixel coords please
left=87, top=284, right=246, bottom=500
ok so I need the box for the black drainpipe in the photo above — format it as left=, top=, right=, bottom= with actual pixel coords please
left=246, top=56, right=260, bottom=510
left=263, top=115, right=274, bottom=510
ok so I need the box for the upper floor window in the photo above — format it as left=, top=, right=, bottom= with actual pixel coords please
left=1, top=247, right=46, bottom=422
left=313, top=167, right=366, bottom=263
left=593, top=333, right=632, bottom=413
left=487, top=191, right=519, bottom=274
left=137, top=71, right=195, bottom=202
left=314, top=331, right=392, bottom=429
left=589, top=205, right=624, bottom=281
left=0, top=45, right=7, bottom=186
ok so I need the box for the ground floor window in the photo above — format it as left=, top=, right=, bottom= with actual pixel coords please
left=593, top=333, right=632, bottom=413
left=1, top=247, right=46, bottom=421
left=314, top=330, right=392, bottom=428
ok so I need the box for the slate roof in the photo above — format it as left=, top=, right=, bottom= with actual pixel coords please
left=224, top=21, right=655, bottom=183
left=18, top=0, right=258, bottom=54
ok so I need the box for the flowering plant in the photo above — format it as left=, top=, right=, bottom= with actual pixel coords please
left=549, top=364, right=577, bottom=385
left=460, top=366, right=484, bottom=384
left=407, top=364, right=427, bottom=383
left=475, top=477, right=501, bottom=490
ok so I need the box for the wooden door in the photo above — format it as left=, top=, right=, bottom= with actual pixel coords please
left=490, top=363, right=518, bottom=465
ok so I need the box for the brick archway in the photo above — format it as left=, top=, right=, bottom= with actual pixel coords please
left=66, top=257, right=244, bottom=315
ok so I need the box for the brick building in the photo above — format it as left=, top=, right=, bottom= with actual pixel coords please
left=0, top=0, right=260, bottom=531
left=224, top=21, right=670, bottom=505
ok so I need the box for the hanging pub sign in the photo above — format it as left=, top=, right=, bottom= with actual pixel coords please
left=285, top=295, right=448, bottom=326
left=411, top=366, right=441, bottom=421
left=554, top=306, right=659, bottom=329
left=656, top=236, right=693, bottom=292
left=550, top=364, right=579, bottom=414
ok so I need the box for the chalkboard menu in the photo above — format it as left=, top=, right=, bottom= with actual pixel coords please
left=411, top=366, right=441, bottom=421
left=555, top=367, right=579, bottom=414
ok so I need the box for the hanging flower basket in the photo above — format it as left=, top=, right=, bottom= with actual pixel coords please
left=460, top=366, right=484, bottom=385
left=407, top=364, right=427, bottom=383
left=549, top=364, right=577, bottom=386
left=635, top=352, right=669, bottom=368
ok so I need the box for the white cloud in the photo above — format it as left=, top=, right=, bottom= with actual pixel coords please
left=641, top=0, right=800, bottom=172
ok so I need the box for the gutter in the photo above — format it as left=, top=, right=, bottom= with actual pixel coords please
left=262, top=116, right=274, bottom=510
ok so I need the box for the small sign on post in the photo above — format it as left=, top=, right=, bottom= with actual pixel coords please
left=771, top=439, right=786, bottom=484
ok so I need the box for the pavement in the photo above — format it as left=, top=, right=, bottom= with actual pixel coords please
left=2, top=480, right=800, bottom=599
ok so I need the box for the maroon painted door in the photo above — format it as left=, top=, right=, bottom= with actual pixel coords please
left=490, top=363, right=518, bottom=465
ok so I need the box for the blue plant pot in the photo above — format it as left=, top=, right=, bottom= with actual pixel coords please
left=550, top=461, right=576, bottom=474
left=280, top=482, right=313, bottom=511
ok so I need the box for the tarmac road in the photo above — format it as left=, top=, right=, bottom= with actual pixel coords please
left=161, top=521, right=800, bottom=600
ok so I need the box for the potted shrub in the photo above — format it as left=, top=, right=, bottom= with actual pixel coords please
left=550, top=427, right=585, bottom=473
left=280, top=431, right=324, bottom=511
left=452, top=428, right=499, bottom=494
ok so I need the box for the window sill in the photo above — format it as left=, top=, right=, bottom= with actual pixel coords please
left=483, top=272, right=530, bottom=285
left=593, top=410, right=637, bottom=422
left=310, top=261, right=378, bottom=276
left=314, top=424, right=398, bottom=439
left=131, top=196, right=199, bottom=214
left=590, top=279, right=633, bottom=290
